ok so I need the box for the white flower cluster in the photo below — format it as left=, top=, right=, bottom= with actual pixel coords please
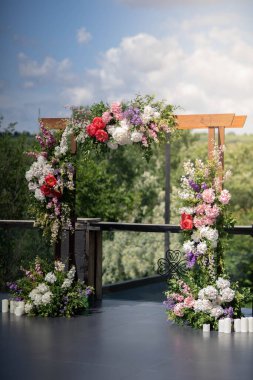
left=25, top=156, right=54, bottom=202
left=142, top=105, right=160, bottom=123
left=54, top=124, right=73, bottom=157
left=29, top=283, right=53, bottom=307
left=199, top=227, right=219, bottom=248
left=61, top=266, right=76, bottom=289
left=55, top=260, right=65, bottom=272
left=194, top=278, right=235, bottom=319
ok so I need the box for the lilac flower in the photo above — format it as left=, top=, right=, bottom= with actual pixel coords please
left=188, top=179, right=200, bottom=192
left=186, top=252, right=197, bottom=268
left=123, top=107, right=143, bottom=126
left=201, top=182, right=208, bottom=190
left=224, top=306, right=234, bottom=318
left=163, top=297, right=175, bottom=310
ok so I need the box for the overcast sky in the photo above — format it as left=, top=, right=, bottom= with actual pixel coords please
left=1, top=0, right=253, bottom=134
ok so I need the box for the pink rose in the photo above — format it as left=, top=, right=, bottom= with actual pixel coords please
left=219, top=189, right=231, bottom=205
left=202, top=188, right=215, bottom=204
left=173, top=303, right=184, bottom=317
left=193, top=216, right=206, bottom=228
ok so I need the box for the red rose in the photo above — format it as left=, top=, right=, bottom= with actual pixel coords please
left=92, top=117, right=106, bottom=130
left=86, top=124, right=97, bottom=137
left=45, top=174, right=57, bottom=188
left=180, top=213, right=193, bottom=230
left=51, top=189, right=61, bottom=198
left=40, top=185, right=52, bottom=197
left=95, top=129, right=109, bottom=142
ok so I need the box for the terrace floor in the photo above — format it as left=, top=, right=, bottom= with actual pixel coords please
left=1, top=282, right=253, bottom=380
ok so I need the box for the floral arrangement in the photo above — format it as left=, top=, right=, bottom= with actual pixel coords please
left=164, top=148, right=250, bottom=330
left=163, top=277, right=247, bottom=329
left=178, top=150, right=234, bottom=282
left=26, top=95, right=177, bottom=243
left=7, top=257, right=94, bottom=317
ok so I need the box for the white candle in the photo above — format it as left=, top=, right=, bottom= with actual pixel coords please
left=10, top=300, right=15, bottom=313
left=234, top=318, right=241, bottom=332
left=241, top=317, right=248, bottom=332
left=223, top=318, right=232, bottom=334
left=203, top=324, right=210, bottom=332
left=247, top=317, right=253, bottom=333
left=15, top=307, right=24, bottom=316
left=2, top=299, right=9, bottom=313
left=218, top=319, right=225, bottom=333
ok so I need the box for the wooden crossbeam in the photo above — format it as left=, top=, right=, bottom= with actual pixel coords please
left=175, top=114, right=246, bottom=129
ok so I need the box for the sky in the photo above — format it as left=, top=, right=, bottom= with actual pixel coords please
left=1, top=0, right=253, bottom=134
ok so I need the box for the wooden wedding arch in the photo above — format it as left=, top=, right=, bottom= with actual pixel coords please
left=40, top=112, right=246, bottom=287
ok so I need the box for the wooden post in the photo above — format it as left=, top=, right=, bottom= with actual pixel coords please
left=165, top=135, right=170, bottom=255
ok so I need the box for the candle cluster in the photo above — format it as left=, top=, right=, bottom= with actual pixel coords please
left=202, top=317, right=253, bottom=333
left=1, top=299, right=25, bottom=316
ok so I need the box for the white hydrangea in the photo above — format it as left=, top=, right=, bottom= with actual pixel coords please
left=130, top=131, right=143, bottom=143
left=45, top=272, right=57, bottom=284
left=28, top=182, right=38, bottom=191
left=216, top=277, right=230, bottom=290
left=61, top=278, right=72, bottom=289
left=41, top=291, right=53, bottom=305
left=194, top=299, right=213, bottom=312
left=33, top=293, right=43, bottom=306
left=25, top=156, right=53, bottom=184
left=191, top=230, right=201, bottom=243
left=198, top=289, right=205, bottom=300
left=24, top=302, right=33, bottom=314
left=220, top=288, right=235, bottom=302
left=203, top=286, right=218, bottom=300
left=34, top=188, right=45, bottom=202
left=196, top=241, right=207, bottom=255
left=200, top=227, right=219, bottom=242
left=29, top=288, right=39, bottom=301
left=182, top=240, right=195, bottom=254
left=37, top=283, right=49, bottom=294
left=210, top=306, right=224, bottom=319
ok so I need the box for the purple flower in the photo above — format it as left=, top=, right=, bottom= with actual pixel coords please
left=201, top=183, right=208, bottom=190
left=186, top=252, right=197, bottom=268
left=123, top=107, right=143, bottom=126
left=188, top=179, right=200, bottom=192
left=163, top=297, right=175, bottom=310
left=85, top=288, right=93, bottom=296
left=224, top=306, right=234, bottom=318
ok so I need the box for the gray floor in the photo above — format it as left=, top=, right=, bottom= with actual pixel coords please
left=1, top=285, right=253, bottom=380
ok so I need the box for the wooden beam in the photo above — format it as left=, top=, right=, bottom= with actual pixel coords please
left=176, top=114, right=235, bottom=129
left=39, top=118, right=70, bottom=130
left=230, top=115, right=247, bottom=128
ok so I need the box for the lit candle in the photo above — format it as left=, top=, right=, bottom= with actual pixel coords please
left=234, top=319, right=241, bottom=332
left=2, top=299, right=9, bottom=313
left=223, top=318, right=231, bottom=334
left=218, top=319, right=225, bottom=333
left=203, top=324, right=210, bottom=332
left=241, top=317, right=248, bottom=332
left=247, top=317, right=253, bottom=333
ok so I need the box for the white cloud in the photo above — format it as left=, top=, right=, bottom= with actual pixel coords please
left=18, top=53, right=76, bottom=85
left=76, top=27, right=92, bottom=44
left=68, top=24, right=253, bottom=133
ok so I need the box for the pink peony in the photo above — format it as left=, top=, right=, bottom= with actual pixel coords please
left=193, top=216, right=206, bottom=228
left=195, top=204, right=205, bottom=215
left=183, top=296, right=195, bottom=308
left=219, top=189, right=231, bottom=205
left=102, top=111, right=112, bottom=124
left=202, top=188, right=215, bottom=204
left=110, top=102, right=123, bottom=121
left=173, top=303, right=184, bottom=317
left=205, top=204, right=220, bottom=219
